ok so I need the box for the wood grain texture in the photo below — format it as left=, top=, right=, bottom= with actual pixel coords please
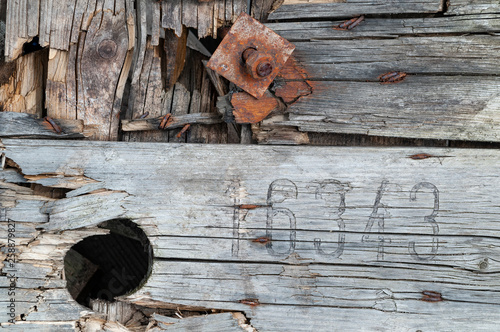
left=268, top=0, right=443, bottom=20
left=2, top=139, right=500, bottom=330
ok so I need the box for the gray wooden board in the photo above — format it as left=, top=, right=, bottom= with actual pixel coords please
left=283, top=77, right=500, bottom=141
left=266, top=15, right=500, bottom=41
left=268, top=0, right=442, bottom=20
left=267, top=21, right=500, bottom=142
left=447, top=0, right=500, bottom=15
left=2, top=139, right=500, bottom=330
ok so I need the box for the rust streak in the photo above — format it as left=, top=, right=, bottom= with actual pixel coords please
left=252, top=237, right=271, bottom=244
left=239, top=298, right=260, bottom=306
left=422, top=291, right=443, bottom=302
left=409, top=153, right=434, bottom=160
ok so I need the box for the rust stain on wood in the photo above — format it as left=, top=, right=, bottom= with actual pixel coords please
left=378, top=71, right=407, bottom=84
left=422, top=291, right=443, bottom=302
left=252, top=237, right=271, bottom=244
left=275, top=57, right=313, bottom=104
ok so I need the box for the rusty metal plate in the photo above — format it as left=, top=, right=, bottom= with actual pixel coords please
left=207, top=12, right=295, bottom=99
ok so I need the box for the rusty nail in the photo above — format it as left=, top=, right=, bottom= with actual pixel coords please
left=409, top=153, right=433, bottom=160
left=378, top=71, right=407, bottom=84
left=252, top=237, right=271, bottom=244
left=238, top=204, right=263, bottom=210
left=239, top=298, right=260, bottom=306
left=139, top=111, right=150, bottom=119
left=176, top=124, right=191, bottom=138
left=334, top=15, right=365, bottom=30
left=158, top=113, right=171, bottom=130
left=44, top=117, right=62, bottom=134
left=421, top=291, right=442, bottom=302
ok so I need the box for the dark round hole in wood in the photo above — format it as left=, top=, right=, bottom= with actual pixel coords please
left=64, top=219, right=152, bottom=308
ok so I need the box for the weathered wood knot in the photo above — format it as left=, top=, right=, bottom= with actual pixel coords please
left=97, top=39, right=118, bottom=59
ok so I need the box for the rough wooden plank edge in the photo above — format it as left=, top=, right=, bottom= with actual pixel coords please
left=121, top=113, right=223, bottom=132
left=0, top=112, right=85, bottom=138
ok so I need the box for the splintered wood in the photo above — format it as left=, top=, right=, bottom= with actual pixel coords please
left=2, top=140, right=500, bottom=330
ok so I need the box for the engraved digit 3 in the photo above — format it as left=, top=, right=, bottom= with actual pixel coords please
left=266, top=179, right=298, bottom=256
left=409, top=182, right=439, bottom=260
left=314, top=180, right=349, bottom=258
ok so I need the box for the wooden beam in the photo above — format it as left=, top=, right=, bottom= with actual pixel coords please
left=2, top=139, right=500, bottom=330
left=447, top=0, right=500, bottom=15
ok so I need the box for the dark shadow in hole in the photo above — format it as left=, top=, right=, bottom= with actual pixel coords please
left=64, top=219, right=153, bottom=308
left=22, top=36, right=43, bottom=55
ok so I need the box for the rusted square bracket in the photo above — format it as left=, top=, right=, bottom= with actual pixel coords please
left=207, top=13, right=295, bottom=99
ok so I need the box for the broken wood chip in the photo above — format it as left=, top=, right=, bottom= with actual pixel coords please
left=334, top=16, right=365, bottom=30
left=378, top=71, right=407, bottom=84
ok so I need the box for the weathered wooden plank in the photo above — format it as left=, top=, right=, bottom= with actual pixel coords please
left=3, top=139, right=500, bottom=329
left=39, top=0, right=53, bottom=47
left=447, top=0, right=500, bottom=15
left=156, top=313, right=244, bottom=331
left=0, top=112, right=84, bottom=138
left=266, top=15, right=500, bottom=41
left=282, top=77, right=500, bottom=142
left=26, top=0, right=39, bottom=38
left=289, top=36, right=500, bottom=80
left=268, top=0, right=443, bottom=20
left=49, top=0, right=76, bottom=50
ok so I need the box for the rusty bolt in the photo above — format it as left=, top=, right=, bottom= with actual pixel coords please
left=242, top=48, right=275, bottom=79
left=97, top=39, right=117, bottom=59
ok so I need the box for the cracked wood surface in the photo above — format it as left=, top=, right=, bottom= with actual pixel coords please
left=1, top=139, right=500, bottom=330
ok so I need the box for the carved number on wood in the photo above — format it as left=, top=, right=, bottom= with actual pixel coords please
left=314, top=180, right=349, bottom=258
left=232, top=179, right=440, bottom=260
left=266, top=179, right=298, bottom=256
left=409, top=182, right=440, bottom=261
